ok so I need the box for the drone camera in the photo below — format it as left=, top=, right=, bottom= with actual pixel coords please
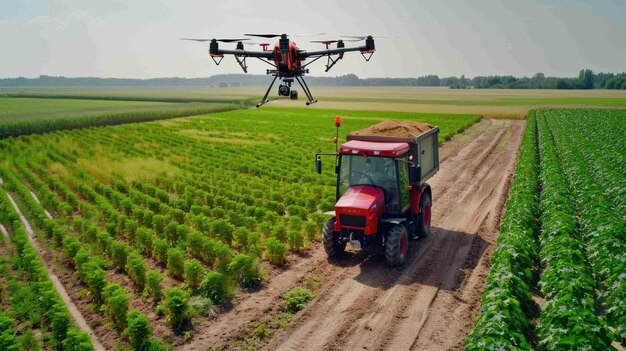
left=278, top=84, right=290, bottom=96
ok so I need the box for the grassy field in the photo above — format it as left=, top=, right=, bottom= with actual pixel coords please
left=0, top=107, right=479, bottom=348
left=269, top=87, right=626, bottom=118
left=4, top=86, right=625, bottom=119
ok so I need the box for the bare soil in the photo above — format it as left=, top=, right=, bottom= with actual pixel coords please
left=259, top=118, right=525, bottom=351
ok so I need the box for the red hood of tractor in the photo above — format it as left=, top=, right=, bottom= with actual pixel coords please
left=335, top=185, right=385, bottom=214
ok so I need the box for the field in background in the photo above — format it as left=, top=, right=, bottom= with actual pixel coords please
left=4, top=86, right=625, bottom=119
left=0, top=94, right=253, bottom=138
left=269, top=87, right=626, bottom=118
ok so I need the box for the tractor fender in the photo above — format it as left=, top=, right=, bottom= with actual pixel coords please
left=410, top=184, right=431, bottom=215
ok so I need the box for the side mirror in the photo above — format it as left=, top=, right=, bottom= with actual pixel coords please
left=409, top=166, right=421, bottom=183
left=316, top=156, right=322, bottom=174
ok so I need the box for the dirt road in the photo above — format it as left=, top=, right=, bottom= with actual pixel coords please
left=262, top=119, right=524, bottom=351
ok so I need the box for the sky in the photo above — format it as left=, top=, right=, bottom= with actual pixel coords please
left=1, top=0, right=625, bottom=79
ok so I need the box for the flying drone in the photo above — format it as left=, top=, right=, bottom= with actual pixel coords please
left=182, top=33, right=380, bottom=107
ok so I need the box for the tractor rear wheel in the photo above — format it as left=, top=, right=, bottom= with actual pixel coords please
left=323, top=217, right=345, bottom=258
left=385, top=224, right=408, bottom=266
left=417, top=192, right=432, bottom=238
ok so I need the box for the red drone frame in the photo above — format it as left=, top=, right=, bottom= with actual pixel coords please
left=182, top=33, right=377, bottom=107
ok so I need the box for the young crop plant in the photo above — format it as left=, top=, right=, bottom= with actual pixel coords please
left=125, top=310, right=153, bottom=350
left=146, top=270, right=163, bottom=302
left=265, top=238, right=287, bottom=265
left=126, top=252, right=147, bottom=291
left=287, top=230, right=305, bottom=252
left=103, top=283, right=130, bottom=330
left=164, top=288, right=190, bottom=332
left=228, top=254, right=263, bottom=289
left=184, top=259, right=205, bottom=291
left=167, top=247, right=185, bottom=279
left=200, top=271, right=235, bottom=304
left=282, top=287, right=315, bottom=314
left=109, top=241, right=130, bottom=272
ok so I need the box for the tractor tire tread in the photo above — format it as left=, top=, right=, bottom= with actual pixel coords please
left=385, top=225, right=408, bottom=266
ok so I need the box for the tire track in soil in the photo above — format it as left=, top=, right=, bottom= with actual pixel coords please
left=261, top=119, right=525, bottom=351
left=3, top=188, right=106, bottom=351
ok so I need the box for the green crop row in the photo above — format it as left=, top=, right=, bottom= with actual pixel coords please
left=535, top=111, right=612, bottom=350
left=465, top=113, right=539, bottom=351
left=467, top=108, right=625, bottom=350
left=0, top=184, right=94, bottom=350
left=542, top=109, right=626, bottom=343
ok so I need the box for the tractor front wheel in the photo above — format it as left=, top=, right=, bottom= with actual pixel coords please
left=385, top=224, right=408, bottom=266
left=323, top=217, right=345, bottom=258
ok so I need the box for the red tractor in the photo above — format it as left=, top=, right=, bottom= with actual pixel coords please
left=316, top=117, right=439, bottom=266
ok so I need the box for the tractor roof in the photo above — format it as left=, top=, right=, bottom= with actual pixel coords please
left=339, top=140, right=409, bottom=157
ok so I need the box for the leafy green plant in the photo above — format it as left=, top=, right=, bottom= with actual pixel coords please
left=184, top=259, right=204, bottom=291
left=146, top=270, right=163, bottom=302
left=103, top=283, right=130, bottom=330
left=109, top=241, right=129, bottom=272
left=282, top=287, right=314, bottom=314
left=124, top=310, right=153, bottom=350
left=228, top=254, right=263, bottom=288
left=164, top=288, right=190, bottom=331
left=126, top=252, right=147, bottom=291
left=264, top=238, right=287, bottom=265
left=287, top=230, right=305, bottom=252
left=83, top=261, right=107, bottom=302
left=166, top=247, right=185, bottom=279
left=152, top=238, right=169, bottom=265
left=62, top=329, right=93, bottom=351
left=200, top=271, right=234, bottom=304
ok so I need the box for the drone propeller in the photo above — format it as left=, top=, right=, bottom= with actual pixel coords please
left=242, top=41, right=270, bottom=45
left=245, top=32, right=326, bottom=38
left=292, top=32, right=327, bottom=37
left=339, top=35, right=397, bottom=41
left=310, top=40, right=339, bottom=44
left=180, top=38, right=250, bottom=43
left=244, top=33, right=282, bottom=38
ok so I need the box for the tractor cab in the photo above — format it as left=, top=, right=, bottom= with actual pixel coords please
left=338, top=141, right=411, bottom=217
left=316, top=117, right=439, bottom=266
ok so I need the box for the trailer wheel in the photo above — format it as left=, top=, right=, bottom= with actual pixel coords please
left=323, top=217, right=345, bottom=258
left=417, top=192, right=432, bottom=238
left=385, top=224, right=408, bottom=266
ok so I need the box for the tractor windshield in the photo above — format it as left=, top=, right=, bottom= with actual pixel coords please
left=339, top=155, right=401, bottom=213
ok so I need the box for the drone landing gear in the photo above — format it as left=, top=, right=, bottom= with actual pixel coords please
left=257, top=76, right=278, bottom=108
left=256, top=75, right=317, bottom=107
left=295, top=76, right=317, bottom=105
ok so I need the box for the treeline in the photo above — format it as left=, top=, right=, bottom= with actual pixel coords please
left=471, top=70, right=626, bottom=89
left=0, top=74, right=444, bottom=87
left=1, top=69, right=625, bottom=89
